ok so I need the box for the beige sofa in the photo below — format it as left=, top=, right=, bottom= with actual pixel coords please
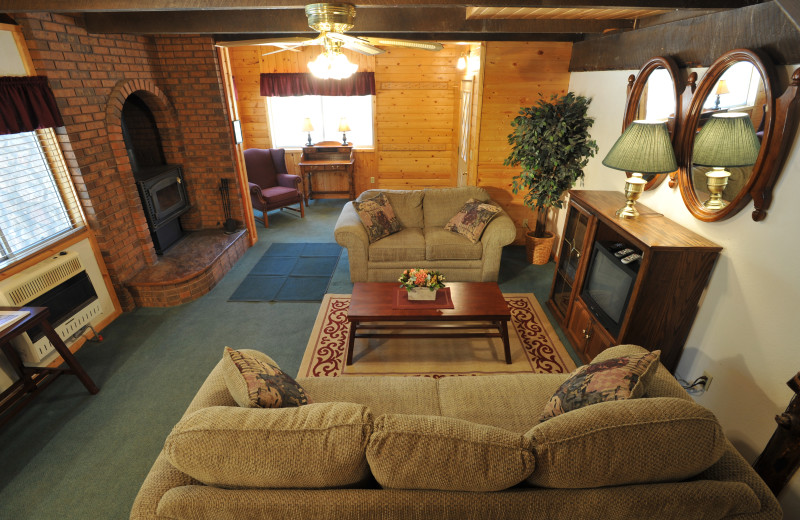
left=131, top=344, right=780, bottom=520
left=334, top=187, right=516, bottom=283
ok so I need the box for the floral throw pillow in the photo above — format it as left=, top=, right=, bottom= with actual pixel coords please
left=539, top=350, right=660, bottom=422
left=353, top=192, right=403, bottom=243
left=222, top=347, right=310, bottom=408
left=444, top=198, right=501, bottom=244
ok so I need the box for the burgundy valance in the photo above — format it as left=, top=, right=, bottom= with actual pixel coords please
left=0, top=76, right=64, bottom=135
left=260, top=72, right=376, bottom=97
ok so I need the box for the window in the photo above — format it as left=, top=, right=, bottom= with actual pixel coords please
left=267, top=95, right=373, bottom=148
left=702, top=61, right=762, bottom=111
left=0, top=129, right=84, bottom=265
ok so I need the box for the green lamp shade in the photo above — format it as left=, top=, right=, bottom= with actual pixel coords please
left=602, top=120, right=677, bottom=174
left=693, top=113, right=761, bottom=167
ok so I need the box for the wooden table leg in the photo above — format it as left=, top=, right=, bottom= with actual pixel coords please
left=346, top=321, right=357, bottom=365
left=0, top=342, right=37, bottom=393
left=498, top=320, right=512, bottom=364
left=41, top=320, right=99, bottom=394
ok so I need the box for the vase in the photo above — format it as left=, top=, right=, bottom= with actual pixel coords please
left=407, top=287, right=438, bottom=301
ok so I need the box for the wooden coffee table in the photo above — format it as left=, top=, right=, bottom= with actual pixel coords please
left=346, top=282, right=512, bottom=365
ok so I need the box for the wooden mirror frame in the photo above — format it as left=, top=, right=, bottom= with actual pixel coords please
left=622, top=56, right=682, bottom=190
left=677, top=49, right=800, bottom=222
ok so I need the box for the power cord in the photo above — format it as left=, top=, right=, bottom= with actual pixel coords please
left=678, top=375, right=709, bottom=395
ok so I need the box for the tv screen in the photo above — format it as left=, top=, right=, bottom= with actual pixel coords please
left=581, top=243, right=638, bottom=335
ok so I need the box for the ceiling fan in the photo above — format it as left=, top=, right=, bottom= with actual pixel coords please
left=215, top=3, right=444, bottom=57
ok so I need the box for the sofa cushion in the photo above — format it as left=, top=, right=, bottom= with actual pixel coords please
left=164, top=402, right=373, bottom=489
left=539, top=350, right=660, bottom=422
left=424, top=227, right=483, bottom=261
left=423, top=187, right=492, bottom=227
left=353, top=192, right=403, bottom=243
left=525, top=397, right=726, bottom=488
left=368, top=227, right=425, bottom=262
left=221, top=347, right=310, bottom=408
left=367, top=414, right=535, bottom=492
left=357, top=189, right=424, bottom=229
left=444, top=198, right=502, bottom=244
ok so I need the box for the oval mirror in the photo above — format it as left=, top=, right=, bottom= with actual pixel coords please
left=622, top=56, right=681, bottom=190
left=678, top=49, right=773, bottom=222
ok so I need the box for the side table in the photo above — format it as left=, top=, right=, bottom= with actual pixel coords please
left=0, top=306, right=99, bottom=427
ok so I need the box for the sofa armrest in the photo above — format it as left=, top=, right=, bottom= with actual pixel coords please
left=276, top=173, right=301, bottom=189
left=334, top=202, right=369, bottom=282
left=478, top=209, right=517, bottom=282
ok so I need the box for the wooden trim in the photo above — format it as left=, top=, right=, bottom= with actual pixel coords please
left=1, top=24, right=36, bottom=75
left=468, top=42, right=487, bottom=187
left=0, top=228, right=92, bottom=281
left=86, top=229, right=122, bottom=315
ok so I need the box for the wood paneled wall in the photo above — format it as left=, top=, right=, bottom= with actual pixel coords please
left=228, top=41, right=574, bottom=243
left=476, top=41, right=573, bottom=243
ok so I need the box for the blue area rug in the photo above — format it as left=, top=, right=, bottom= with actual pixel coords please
left=229, top=242, right=342, bottom=302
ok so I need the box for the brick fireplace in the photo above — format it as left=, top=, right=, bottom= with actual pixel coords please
left=14, top=12, right=249, bottom=310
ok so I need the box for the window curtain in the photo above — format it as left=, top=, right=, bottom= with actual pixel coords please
left=0, top=76, right=64, bottom=135
left=260, top=72, right=376, bottom=97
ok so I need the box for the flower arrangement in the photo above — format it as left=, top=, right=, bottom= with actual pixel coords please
left=398, top=268, right=446, bottom=292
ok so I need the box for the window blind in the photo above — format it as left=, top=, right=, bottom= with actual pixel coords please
left=0, top=128, right=84, bottom=264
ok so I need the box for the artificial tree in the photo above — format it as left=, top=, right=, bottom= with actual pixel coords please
left=504, top=92, right=598, bottom=241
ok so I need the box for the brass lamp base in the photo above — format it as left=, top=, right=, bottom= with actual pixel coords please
left=616, top=174, right=647, bottom=219
left=702, top=167, right=731, bottom=210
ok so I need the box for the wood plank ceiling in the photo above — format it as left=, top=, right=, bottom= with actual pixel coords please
left=1, top=1, right=760, bottom=42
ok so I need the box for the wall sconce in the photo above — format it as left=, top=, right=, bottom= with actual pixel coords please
left=456, top=53, right=467, bottom=70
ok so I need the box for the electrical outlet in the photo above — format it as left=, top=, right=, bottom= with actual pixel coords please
left=370, top=176, right=375, bottom=184
left=523, top=219, right=528, bottom=228
left=702, top=371, right=713, bottom=391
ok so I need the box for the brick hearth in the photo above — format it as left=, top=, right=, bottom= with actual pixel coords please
left=14, top=12, right=249, bottom=310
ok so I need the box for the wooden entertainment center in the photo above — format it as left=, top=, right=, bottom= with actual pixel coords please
left=547, top=191, right=722, bottom=372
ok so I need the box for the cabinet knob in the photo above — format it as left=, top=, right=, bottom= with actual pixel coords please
left=582, top=328, right=591, bottom=339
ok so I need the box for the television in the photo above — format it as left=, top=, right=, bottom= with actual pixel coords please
left=580, top=242, right=640, bottom=336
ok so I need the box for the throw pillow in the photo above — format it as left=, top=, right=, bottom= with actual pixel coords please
left=539, top=350, right=660, bottom=422
left=352, top=192, right=403, bottom=243
left=367, top=414, right=535, bottom=492
left=221, top=346, right=310, bottom=408
left=444, top=198, right=501, bottom=244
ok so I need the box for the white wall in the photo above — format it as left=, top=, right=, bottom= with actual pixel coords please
left=567, top=65, right=800, bottom=515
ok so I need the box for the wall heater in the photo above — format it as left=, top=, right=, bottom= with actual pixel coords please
left=0, top=251, right=101, bottom=364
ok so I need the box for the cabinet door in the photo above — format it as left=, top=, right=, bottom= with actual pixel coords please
left=567, top=297, right=615, bottom=363
left=551, top=203, right=591, bottom=318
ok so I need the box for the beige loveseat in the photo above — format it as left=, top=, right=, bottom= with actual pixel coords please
left=131, top=344, right=780, bottom=520
left=334, top=187, right=516, bottom=283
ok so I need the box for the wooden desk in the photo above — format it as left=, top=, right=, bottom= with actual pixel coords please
left=299, top=142, right=355, bottom=202
left=0, top=306, right=99, bottom=427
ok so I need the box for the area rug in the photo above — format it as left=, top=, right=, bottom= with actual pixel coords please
left=228, top=242, right=342, bottom=302
left=297, top=293, right=577, bottom=378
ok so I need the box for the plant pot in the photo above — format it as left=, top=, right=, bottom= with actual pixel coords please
left=525, top=231, right=555, bottom=265
left=407, top=287, right=438, bottom=301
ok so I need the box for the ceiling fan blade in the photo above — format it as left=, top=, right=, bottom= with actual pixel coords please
left=216, top=37, right=319, bottom=49
left=361, top=37, right=443, bottom=52
left=261, top=45, right=303, bottom=57
left=327, top=32, right=385, bottom=56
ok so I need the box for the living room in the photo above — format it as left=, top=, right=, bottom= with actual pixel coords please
left=0, top=1, right=798, bottom=518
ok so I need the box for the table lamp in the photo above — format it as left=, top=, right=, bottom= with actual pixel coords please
left=713, top=79, right=729, bottom=110
left=302, top=118, right=314, bottom=146
left=602, top=120, right=677, bottom=219
left=692, top=112, right=760, bottom=209
left=338, top=118, right=350, bottom=145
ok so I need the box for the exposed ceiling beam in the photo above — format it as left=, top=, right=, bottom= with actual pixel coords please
left=0, top=0, right=763, bottom=13
left=83, top=7, right=634, bottom=35
left=776, top=0, right=800, bottom=32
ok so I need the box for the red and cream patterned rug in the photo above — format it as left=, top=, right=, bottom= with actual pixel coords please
left=297, top=293, right=577, bottom=378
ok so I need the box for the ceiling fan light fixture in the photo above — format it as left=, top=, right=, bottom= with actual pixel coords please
left=308, top=48, right=358, bottom=80
left=305, top=3, right=356, bottom=33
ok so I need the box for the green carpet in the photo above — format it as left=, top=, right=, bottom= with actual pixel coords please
left=0, top=199, right=577, bottom=519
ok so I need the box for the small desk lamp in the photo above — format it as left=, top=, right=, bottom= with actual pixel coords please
left=602, top=120, right=677, bottom=219
left=338, top=118, right=351, bottom=145
left=713, top=80, right=729, bottom=110
left=302, top=118, right=314, bottom=146
left=692, top=112, right=760, bottom=209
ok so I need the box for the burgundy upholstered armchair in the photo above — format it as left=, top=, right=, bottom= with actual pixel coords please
left=243, top=148, right=305, bottom=227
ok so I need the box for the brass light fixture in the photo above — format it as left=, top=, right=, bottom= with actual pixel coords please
left=602, top=120, right=677, bottom=219
left=306, top=3, right=359, bottom=80
left=692, top=112, right=760, bottom=209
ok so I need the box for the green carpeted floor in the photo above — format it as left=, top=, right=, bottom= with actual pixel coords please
left=0, top=199, right=578, bottom=519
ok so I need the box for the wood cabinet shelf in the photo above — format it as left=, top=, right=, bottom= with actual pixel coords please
left=547, top=190, right=722, bottom=372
